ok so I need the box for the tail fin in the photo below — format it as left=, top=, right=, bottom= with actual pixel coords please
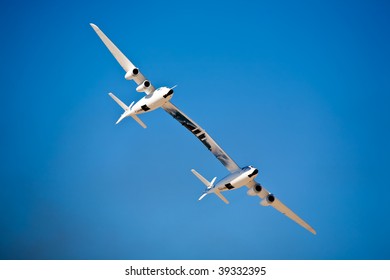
left=108, top=93, right=147, bottom=128
left=109, top=92, right=128, bottom=111
left=191, top=169, right=228, bottom=204
left=191, top=169, right=215, bottom=188
left=198, top=192, right=208, bottom=201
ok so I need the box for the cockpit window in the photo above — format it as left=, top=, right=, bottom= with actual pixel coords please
left=163, top=89, right=173, bottom=98
left=243, top=166, right=251, bottom=171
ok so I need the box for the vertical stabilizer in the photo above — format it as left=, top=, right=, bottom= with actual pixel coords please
left=108, top=92, right=146, bottom=128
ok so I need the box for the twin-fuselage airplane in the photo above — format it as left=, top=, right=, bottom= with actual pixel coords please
left=90, top=23, right=316, bottom=235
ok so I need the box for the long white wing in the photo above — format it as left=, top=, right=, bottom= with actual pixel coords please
left=246, top=180, right=316, bottom=235
left=162, top=101, right=241, bottom=173
left=90, top=23, right=155, bottom=94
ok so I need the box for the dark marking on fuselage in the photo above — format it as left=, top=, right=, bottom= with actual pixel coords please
left=141, top=104, right=150, bottom=111
left=248, top=169, right=258, bottom=178
left=163, top=89, right=174, bottom=98
left=197, top=133, right=206, bottom=140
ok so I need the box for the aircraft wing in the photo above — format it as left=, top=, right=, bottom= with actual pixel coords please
left=90, top=23, right=155, bottom=94
left=246, top=180, right=316, bottom=235
left=162, top=101, right=241, bottom=173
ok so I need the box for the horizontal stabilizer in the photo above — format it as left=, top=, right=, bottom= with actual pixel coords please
left=198, top=192, right=208, bottom=201
left=215, top=190, right=229, bottom=204
left=191, top=169, right=210, bottom=187
left=131, top=115, right=147, bottom=129
left=108, top=92, right=128, bottom=111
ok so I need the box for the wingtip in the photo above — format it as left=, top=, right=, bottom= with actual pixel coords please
left=89, top=23, right=99, bottom=31
left=308, top=227, right=317, bottom=235
left=140, top=122, right=147, bottom=129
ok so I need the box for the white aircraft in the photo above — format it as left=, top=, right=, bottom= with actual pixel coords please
left=90, top=23, right=175, bottom=128
left=90, top=24, right=316, bottom=235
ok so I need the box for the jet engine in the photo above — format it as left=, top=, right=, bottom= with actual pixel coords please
left=260, top=194, right=275, bottom=206
left=247, top=183, right=263, bottom=196
left=124, top=68, right=140, bottom=80
left=136, top=80, right=151, bottom=92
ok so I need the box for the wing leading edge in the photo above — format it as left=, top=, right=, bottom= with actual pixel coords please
left=90, top=23, right=155, bottom=94
left=162, top=101, right=241, bottom=173
left=246, top=180, right=316, bottom=235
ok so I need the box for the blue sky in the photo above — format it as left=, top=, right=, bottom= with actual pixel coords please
left=1, top=0, right=389, bottom=259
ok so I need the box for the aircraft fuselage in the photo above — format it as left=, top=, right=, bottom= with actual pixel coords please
left=132, top=87, right=174, bottom=115
left=214, top=166, right=258, bottom=192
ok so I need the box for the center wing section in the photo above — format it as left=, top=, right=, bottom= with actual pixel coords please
left=246, top=180, right=316, bottom=235
left=162, top=102, right=241, bottom=173
left=90, top=23, right=155, bottom=94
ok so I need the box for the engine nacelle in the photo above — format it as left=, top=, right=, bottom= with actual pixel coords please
left=124, top=68, right=140, bottom=80
left=247, top=183, right=263, bottom=196
left=136, top=80, right=151, bottom=92
left=260, top=194, right=275, bottom=206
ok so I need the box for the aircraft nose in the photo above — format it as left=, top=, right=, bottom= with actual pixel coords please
left=248, top=168, right=259, bottom=178
left=163, top=89, right=174, bottom=98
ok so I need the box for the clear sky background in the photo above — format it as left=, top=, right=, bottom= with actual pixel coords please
left=1, top=0, right=389, bottom=259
